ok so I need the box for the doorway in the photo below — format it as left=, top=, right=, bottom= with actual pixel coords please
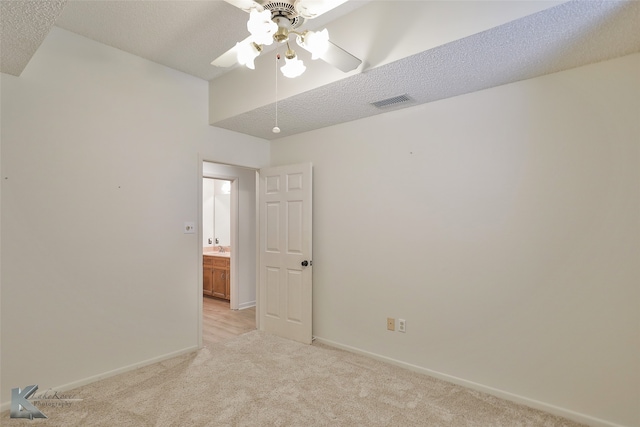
left=200, top=161, right=258, bottom=346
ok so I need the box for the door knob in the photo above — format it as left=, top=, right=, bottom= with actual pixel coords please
left=301, top=260, right=312, bottom=267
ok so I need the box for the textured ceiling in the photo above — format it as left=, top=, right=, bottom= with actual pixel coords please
left=1, top=1, right=639, bottom=141
left=0, top=0, right=67, bottom=76
left=52, top=0, right=249, bottom=82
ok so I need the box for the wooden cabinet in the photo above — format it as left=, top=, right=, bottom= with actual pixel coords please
left=203, top=255, right=230, bottom=300
left=203, top=256, right=214, bottom=297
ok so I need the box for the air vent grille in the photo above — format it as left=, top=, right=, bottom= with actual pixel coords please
left=370, top=94, right=413, bottom=108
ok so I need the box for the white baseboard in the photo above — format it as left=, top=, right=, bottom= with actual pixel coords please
left=0, top=345, right=199, bottom=412
left=238, top=300, right=256, bottom=310
left=312, top=336, right=626, bottom=427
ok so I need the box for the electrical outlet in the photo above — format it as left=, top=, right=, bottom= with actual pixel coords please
left=398, top=319, right=406, bottom=333
left=387, top=317, right=395, bottom=331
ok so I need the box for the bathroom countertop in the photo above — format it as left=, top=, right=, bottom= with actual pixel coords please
left=203, top=252, right=230, bottom=258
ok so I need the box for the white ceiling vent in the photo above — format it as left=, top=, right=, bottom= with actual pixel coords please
left=370, top=94, right=413, bottom=109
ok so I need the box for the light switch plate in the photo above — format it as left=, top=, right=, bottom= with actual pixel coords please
left=184, top=222, right=195, bottom=234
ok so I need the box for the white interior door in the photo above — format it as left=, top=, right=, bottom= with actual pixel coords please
left=259, top=163, right=312, bottom=344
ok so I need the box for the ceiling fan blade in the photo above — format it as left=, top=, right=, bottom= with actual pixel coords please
left=223, top=0, right=262, bottom=13
left=295, top=0, right=349, bottom=19
left=211, top=45, right=240, bottom=68
left=302, top=40, right=361, bottom=73
left=214, top=1, right=261, bottom=67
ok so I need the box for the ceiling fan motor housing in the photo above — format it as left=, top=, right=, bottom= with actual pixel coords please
left=263, top=1, right=304, bottom=29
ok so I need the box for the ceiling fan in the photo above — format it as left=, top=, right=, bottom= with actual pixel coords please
left=211, top=0, right=362, bottom=78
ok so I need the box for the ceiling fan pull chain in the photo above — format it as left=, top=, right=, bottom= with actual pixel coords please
left=273, top=51, right=281, bottom=134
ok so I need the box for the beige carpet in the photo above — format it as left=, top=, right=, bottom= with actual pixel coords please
left=2, top=331, right=584, bottom=426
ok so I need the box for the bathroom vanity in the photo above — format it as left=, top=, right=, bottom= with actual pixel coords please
left=203, top=253, right=230, bottom=300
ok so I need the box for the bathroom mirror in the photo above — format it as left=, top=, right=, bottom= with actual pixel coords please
left=214, top=193, right=230, bottom=246
left=203, top=178, right=231, bottom=248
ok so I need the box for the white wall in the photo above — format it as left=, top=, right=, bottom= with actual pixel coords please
left=0, top=27, right=269, bottom=407
left=270, top=54, right=640, bottom=427
left=203, top=162, right=257, bottom=309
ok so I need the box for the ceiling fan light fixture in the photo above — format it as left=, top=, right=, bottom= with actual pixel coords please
left=273, top=26, right=290, bottom=43
left=297, top=28, right=329, bottom=60
left=280, top=49, right=306, bottom=78
left=212, top=0, right=362, bottom=78
left=247, top=9, right=277, bottom=45
left=236, top=40, right=262, bottom=70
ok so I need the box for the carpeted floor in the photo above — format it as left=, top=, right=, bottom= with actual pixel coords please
left=2, top=331, right=584, bottom=426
